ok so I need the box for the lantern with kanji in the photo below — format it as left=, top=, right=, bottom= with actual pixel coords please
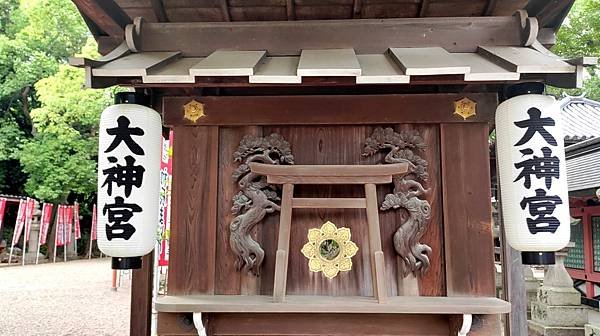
left=496, top=83, right=570, bottom=265
left=97, top=92, right=161, bottom=269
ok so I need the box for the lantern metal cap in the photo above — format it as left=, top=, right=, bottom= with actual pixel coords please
left=505, top=82, right=545, bottom=99
left=112, top=256, right=143, bottom=269
left=114, top=92, right=149, bottom=106
left=522, top=251, right=555, bottom=265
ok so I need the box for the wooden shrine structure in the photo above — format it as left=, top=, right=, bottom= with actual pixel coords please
left=70, top=0, right=592, bottom=335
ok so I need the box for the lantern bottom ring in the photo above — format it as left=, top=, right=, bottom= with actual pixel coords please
left=522, top=251, right=555, bottom=265
left=112, top=256, right=143, bottom=269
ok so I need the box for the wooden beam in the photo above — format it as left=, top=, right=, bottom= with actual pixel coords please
left=286, top=0, right=295, bottom=20
left=219, top=0, right=231, bottom=22
left=150, top=0, right=168, bottom=22
left=418, top=0, right=429, bottom=17
left=139, top=16, right=524, bottom=56
left=162, top=94, right=498, bottom=126
left=72, top=0, right=132, bottom=37
left=130, top=253, right=153, bottom=336
left=535, top=0, right=573, bottom=29
left=483, top=0, right=497, bottom=16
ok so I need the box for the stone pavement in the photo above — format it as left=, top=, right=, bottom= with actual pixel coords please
left=0, top=258, right=130, bottom=336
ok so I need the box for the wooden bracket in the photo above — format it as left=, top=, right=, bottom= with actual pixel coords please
left=125, top=17, right=144, bottom=52
left=513, top=10, right=538, bottom=47
left=193, top=313, right=207, bottom=336
left=458, top=314, right=473, bottom=336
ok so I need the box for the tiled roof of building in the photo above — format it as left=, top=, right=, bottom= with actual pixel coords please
left=560, top=96, right=600, bottom=143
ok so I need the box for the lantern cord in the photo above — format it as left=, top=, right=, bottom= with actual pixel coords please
left=193, top=313, right=206, bottom=336
left=458, top=314, right=472, bottom=336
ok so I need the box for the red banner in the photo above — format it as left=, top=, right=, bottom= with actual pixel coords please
left=91, top=204, right=97, bottom=241
left=0, top=197, right=6, bottom=231
left=55, top=205, right=66, bottom=247
left=12, top=199, right=26, bottom=247
left=65, top=205, right=73, bottom=244
left=74, top=203, right=81, bottom=240
left=24, top=198, right=35, bottom=242
left=40, top=203, right=54, bottom=245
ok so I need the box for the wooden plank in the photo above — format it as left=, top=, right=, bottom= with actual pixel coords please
left=156, top=295, right=511, bottom=314
left=207, top=313, right=449, bottom=336
left=356, top=54, right=410, bottom=84
left=273, top=183, right=294, bottom=302
left=143, top=57, right=202, bottom=83
left=130, top=253, right=153, bottom=336
left=250, top=162, right=408, bottom=177
left=163, top=94, right=498, bottom=126
left=218, top=0, right=231, bottom=21
left=157, top=313, right=196, bottom=336
left=73, top=0, right=132, bottom=37
left=455, top=53, right=520, bottom=81
left=441, top=123, right=501, bottom=335
left=389, top=47, right=470, bottom=76
left=138, top=17, right=524, bottom=56
left=168, top=126, right=219, bottom=295
left=93, top=52, right=181, bottom=77
left=292, top=198, right=366, bottom=209
left=249, top=57, right=301, bottom=84
left=365, top=183, right=387, bottom=303
left=286, top=0, right=295, bottom=20
left=441, top=123, right=495, bottom=297
left=297, top=49, right=361, bottom=76
left=267, top=175, right=391, bottom=184
left=189, top=50, right=266, bottom=76
left=477, top=46, right=576, bottom=73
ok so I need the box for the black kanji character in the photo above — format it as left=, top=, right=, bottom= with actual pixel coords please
left=514, top=147, right=560, bottom=189
left=520, top=189, right=563, bottom=234
left=104, top=116, right=145, bottom=155
left=102, top=155, right=145, bottom=197
left=514, top=107, right=557, bottom=146
left=103, top=196, right=142, bottom=241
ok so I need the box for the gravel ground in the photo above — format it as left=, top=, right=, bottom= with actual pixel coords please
left=0, top=258, right=131, bottom=336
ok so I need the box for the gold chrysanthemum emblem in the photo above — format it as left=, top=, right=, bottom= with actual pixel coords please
left=301, top=221, right=358, bottom=279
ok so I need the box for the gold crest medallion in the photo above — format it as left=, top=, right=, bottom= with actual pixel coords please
left=453, top=97, right=477, bottom=120
left=301, top=221, right=358, bottom=279
left=183, top=100, right=205, bottom=123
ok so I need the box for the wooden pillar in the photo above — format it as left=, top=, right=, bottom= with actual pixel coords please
left=130, top=252, right=153, bottom=336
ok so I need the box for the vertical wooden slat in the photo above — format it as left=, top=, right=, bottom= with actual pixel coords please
left=168, top=126, right=219, bottom=295
left=441, top=123, right=501, bottom=335
left=130, top=252, right=153, bottom=336
left=286, top=0, right=295, bottom=20
left=365, top=183, right=387, bottom=303
left=273, top=183, right=294, bottom=302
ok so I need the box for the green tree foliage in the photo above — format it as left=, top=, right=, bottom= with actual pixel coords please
left=0, top=0, right=115, bottom=204
left=550, top=0, right=600, bottom=100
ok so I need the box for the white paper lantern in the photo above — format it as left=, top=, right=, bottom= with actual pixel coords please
left=496, top=92, right=570, bottom=264
left=97, top=101, right=162, bottom=269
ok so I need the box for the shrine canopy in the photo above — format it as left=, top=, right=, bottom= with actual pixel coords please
left=70, top=0, right=596, bottom=89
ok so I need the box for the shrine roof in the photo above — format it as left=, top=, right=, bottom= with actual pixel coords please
left=561, top=96, right=600, bottom=144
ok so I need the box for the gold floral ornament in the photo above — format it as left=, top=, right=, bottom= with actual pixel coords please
left=301, top=221, right=359, bottom=279
left=183, top=100, right=206, bottom=123
left=453, top=97, right=477, bottom=120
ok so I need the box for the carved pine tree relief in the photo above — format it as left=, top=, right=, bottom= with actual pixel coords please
left=362, top=127, right=432, bottom=278
left=230, top=134, right=294, bottom=275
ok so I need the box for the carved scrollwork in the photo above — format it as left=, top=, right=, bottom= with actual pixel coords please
left=230, top=133, right=294, bottom=275
left=362, top=127, right=432, bottom=278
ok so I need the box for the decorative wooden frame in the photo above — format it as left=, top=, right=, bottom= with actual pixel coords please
left=249, top=162, right=410, bottom=303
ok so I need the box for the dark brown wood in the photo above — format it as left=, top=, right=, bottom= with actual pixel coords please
left=483, top=0, right=497, bottom=15
left=418, top=0, right=429, bottom=17
left=206, top=313, right=450, bottom=335
left=352, top=0, right=362, bottom=18
left=441, top=123, right=501, bottom=335
left=441, top=123, right=495, bottom=296
left=535, top=0, right=573, bottom=29
left=157, top=313, right=196, bottom=336
left=285, top=0, right=295, bottom=20
left=72, top=0, right=132, bottom=37
left=139, top=17, right=524, bottom=56
left=150, top=0, right=168, bottom=22
left=219, top=0, right=231, bottom=21
left=163, top=94, right=498, bottom=126
left=168, top=126, right=219, bottom=295
left=130, top=253, right=153, bottom=336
